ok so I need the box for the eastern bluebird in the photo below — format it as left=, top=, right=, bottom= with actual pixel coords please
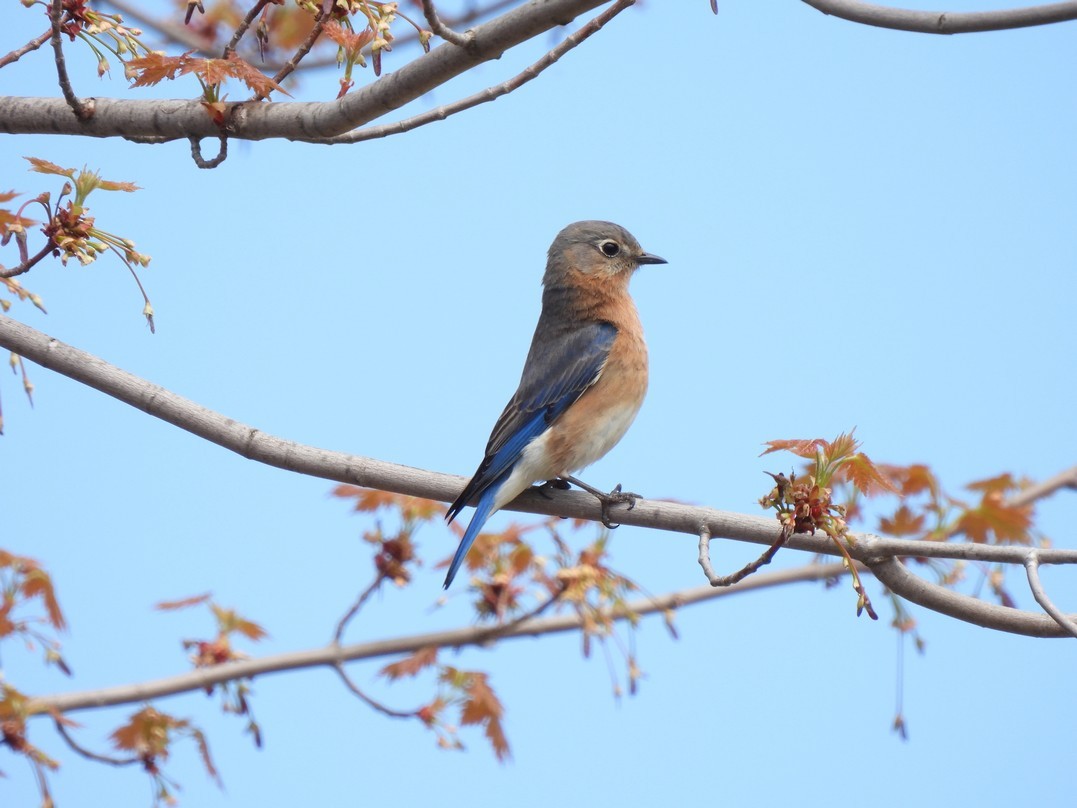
left=444, top=221, right=665, bottom=588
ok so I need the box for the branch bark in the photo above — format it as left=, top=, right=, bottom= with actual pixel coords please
left=27, top=561, right=847, bottom=716
left=0, top=0, right=612, bottom=141
left=1, top=311, right=1075, bottom=639
left=801, top=0, right=1077, bottom=34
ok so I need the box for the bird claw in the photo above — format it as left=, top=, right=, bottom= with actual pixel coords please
left=597, top=483, right=640, bottom=529
left=556, top=476, right=640, bottom=527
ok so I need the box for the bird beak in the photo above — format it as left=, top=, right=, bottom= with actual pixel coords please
left=636, top=252, right=667, bottom=266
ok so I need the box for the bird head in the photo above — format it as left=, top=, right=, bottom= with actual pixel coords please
left=545, top=220, right=666, bottom=285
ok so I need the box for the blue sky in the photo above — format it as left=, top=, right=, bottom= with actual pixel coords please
left=2, top=1, right=1076, bottom=806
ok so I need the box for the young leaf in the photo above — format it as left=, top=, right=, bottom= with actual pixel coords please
left=155, top=593, right=213, bottom=611
left=380, top=647, right=438, bottom=681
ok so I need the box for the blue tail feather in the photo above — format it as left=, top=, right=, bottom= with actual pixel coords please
left=443, top=484, right=499, bottom=589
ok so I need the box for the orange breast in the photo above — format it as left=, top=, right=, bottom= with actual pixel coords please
left=543, top=314, right=648, bottom=476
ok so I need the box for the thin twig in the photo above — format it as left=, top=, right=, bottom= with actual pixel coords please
left=698, top=524, right=790, bottom=586
left=333, top=662, right=418, bottom=718
left=305, top=0, right=635, bottom=144
left=1023, top=550, right=1077, bottom=640
left=1008, top=466, right=1077, bottom=509
left=53, top=719, right=139, bottom=766
left=224, top=0, right=274, bottom=57
left=0, top=28, right=53, bottom=69
left=258, top=0, right=333, bottom=100
left=189, top=135, right=229, bottom=168
left=471, top=585, right=567, bottom=645
left=420, top=0, right=475, bottom=47
left=0, top=242, right=55, bottom=279
left=333, top=577, right=383, bottom=644
left=49, top=0, right=92, bottom=120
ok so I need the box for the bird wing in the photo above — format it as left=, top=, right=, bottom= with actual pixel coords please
left=446, top=320, right=617, bottom=522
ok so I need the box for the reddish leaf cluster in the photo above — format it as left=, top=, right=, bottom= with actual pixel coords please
left=0, top=684, right=63, bottom=802
left=763, top=431, right=1047, bottom=624
left=0, top=548, right=66, bottom=634
left=156, top=594, right=267, bottom=671
left=333, top=486, right=438, bottom=586
left=58, top=0, right=93, bottom=40
left=125, top=50, right=290, bottom=105
left=760, top=432, right=896, bottom=618
left=111, top=705, right=220, bottom=803
left=371, top=647, right=510, bottom=761
left=0, top=548, right=71, bottom=675
left=155, top=594, right=267, bottom=748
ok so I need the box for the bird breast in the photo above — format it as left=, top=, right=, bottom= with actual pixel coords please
left=543, top=327, right=648, bottom=476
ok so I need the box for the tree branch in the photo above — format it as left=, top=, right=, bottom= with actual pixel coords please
left=0, top=28, right=53, bottom=70
left=1023, top=550, right=1077, bottom=639
left=867, top=553, right=1070, bottom=637
left=224, top=0, right=275, bottom=57
left=1009, top=466, right=1077, bottom=509
left=28, top=561, right=847, bottom=716
left=0, top=241, right=55, bottom=279
left=316, top=0, right=635, bottom=144
left=0, top=0, right=613, bottom=141
left=420, top=0, right=477, bottom=47
left=801, top=0, right=1077, bottom=34
left=1, top=312, right=1075, bottom=639
left=49, top=0, right=92, bottom=121
left=259, top=0, right=333, bottom=101
left=188, top=134, right=228, bottom=168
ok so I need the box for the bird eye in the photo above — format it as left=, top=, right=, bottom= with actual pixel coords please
left=599, top=240, right=621, bottom=257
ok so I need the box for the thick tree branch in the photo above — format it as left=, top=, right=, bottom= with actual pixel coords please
left=28, top=561, right=847, bottom=716
left=0, top=0, right=613, bottom=141
left=867, top=553, right=1070, bottom=637
left=1, top=312, right=1075, bottom=639
left=801, top=0, right=1077, bottom=34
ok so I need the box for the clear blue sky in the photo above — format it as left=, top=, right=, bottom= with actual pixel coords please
left=3, top=2, right=1075, bottom=806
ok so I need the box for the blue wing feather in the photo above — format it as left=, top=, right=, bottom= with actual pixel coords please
left=443, top=320, right=616, bottom=587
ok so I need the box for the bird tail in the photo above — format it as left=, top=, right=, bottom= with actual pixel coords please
left=443, top=485, right=499, bottom=589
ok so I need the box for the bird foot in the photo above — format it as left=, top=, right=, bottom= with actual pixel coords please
left=561, top=476, right=640, bottom=529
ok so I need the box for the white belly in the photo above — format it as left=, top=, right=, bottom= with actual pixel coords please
left=490, top=398, right=641, bottom=513
left=560, top=399, right=641, bottom=473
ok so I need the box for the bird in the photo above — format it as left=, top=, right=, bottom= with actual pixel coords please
left=443, top=220, right=665, bottom=589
